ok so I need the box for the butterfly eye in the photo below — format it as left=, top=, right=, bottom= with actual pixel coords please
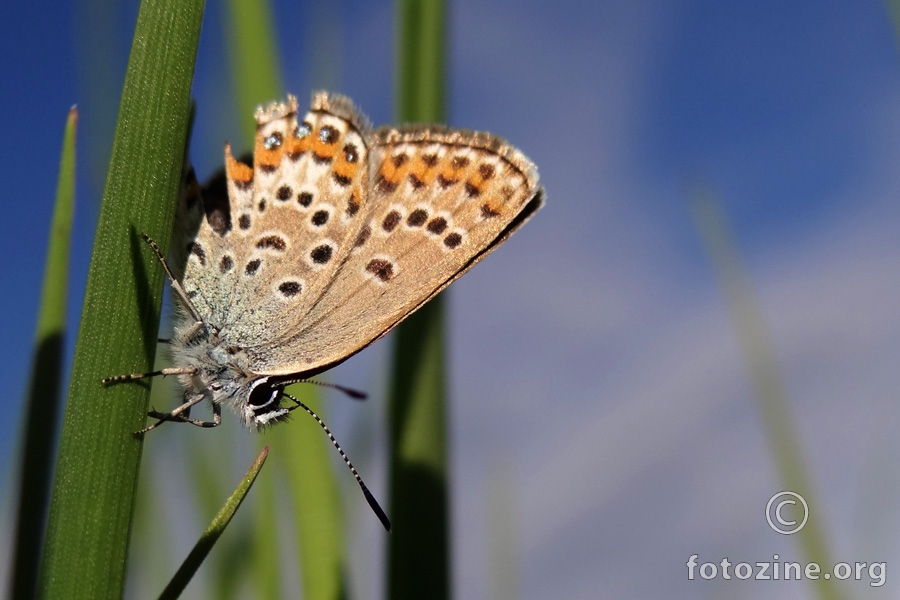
left=247, top=379, right=281, bottom=408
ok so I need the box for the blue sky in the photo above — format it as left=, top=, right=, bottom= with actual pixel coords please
left=4, top=1, right=900, bottom=597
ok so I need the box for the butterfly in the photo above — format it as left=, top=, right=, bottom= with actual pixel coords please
left=105, top=92, right=543, bottom=527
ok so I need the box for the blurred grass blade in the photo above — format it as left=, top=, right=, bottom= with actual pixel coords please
left=8, top=107, right=77, bottom=600
left=278, top=386, right=347, bottom=600
left=250, top=462, right=280, bottom=599
left=223, top=3, right=349, bottom=598
left=395, top=0, right=446, bottom=121
left=75, top=0, right=120, bottom=194
left=887, top=0, right=900, bottom=47
left=37, top=1, right=204, bottom=598
left=690, top=186, right=844, bottom=600
left=158, top=447, right=270, bottom=600
left=185, top=439, right=247, bottom=600
left=388, top=2, right=450, bottom=599
left=224, top=0, right=283, bottom=142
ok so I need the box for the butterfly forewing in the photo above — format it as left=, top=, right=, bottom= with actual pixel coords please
left=250, top=121, right=543, bottom=376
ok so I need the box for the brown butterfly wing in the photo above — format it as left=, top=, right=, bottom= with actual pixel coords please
left=250, top=121, right=543, bottom=377
left=180, top=93, right=374, bottom=352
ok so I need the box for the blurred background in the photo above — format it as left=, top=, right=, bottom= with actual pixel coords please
left=3, top=1, right=900, bottom=598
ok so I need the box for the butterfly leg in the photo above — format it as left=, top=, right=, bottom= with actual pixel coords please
left=146, top=402, right=221, bottom=430
left=138, top=393, right=217, bottom=434
left=139, top=232, right=206, bottom=325
left=102, top=366, right=196, bottom=385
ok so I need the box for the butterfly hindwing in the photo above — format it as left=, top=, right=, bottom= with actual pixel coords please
left=181, top=94, right=373, bottom=350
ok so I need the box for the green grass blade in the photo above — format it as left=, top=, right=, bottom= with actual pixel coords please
left=691, top=188, right=845, bottom=600
left=8, top=106, right=77, bottom=600
left=388, top=2, right=450, bottom=599
left=158, top=447, right=270, bottom=600
left=37, top=1, right=204, bottom=598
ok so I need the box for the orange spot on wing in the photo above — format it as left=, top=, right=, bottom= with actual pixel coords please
left=408, top=154, right=440, bottom=186
left=437, top=154, right=471, bottom=187
left=438, top=164, right=457, bottom=183
left=225, top=144, right=253, bottom=185
left=480, top=201, right=503, bottom=218
left=378, top=153, right=409, bottom=186
left=465, top=171, right=490, bottom=197
left=479, top=175, right=511, bottom=217
left=313, top=126, right=340, bottom=161
left=254, top=132, right=283, bottom=171
left=285, top=128, right=312, bottom=157
left=333, top=153, right=359, bottom=183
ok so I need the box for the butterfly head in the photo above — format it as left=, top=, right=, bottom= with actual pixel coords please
left=241, top=377, right=292, bottom=429
left=168, top=322, right=293, bottom=429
